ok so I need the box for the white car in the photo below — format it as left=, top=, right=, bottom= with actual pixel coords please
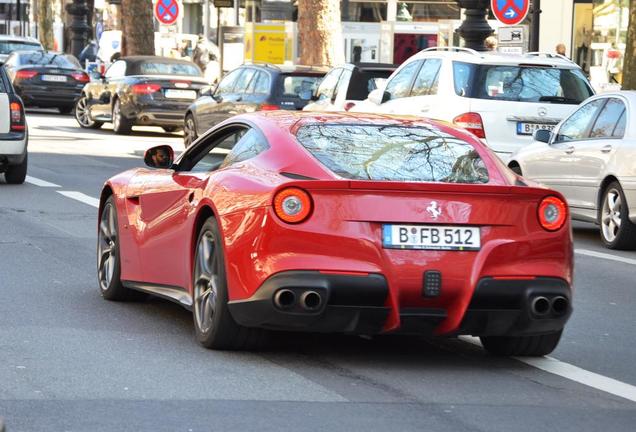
left=0, top=65, right=28, bottom=184
left=509, top=91, right=636, bottom=250
left=352, top=47, right=594, bottom=160
left=0, top=36, right=43, bottom=64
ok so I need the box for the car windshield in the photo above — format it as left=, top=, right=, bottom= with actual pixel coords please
left=19, top=52, right=80, bottom=68
left=280, top=74, right=322, bottom=98
left=295, top=124, right=489, bottom=184
left=453, top=62, right=593, bottom=104
left=0, top=41, right=41, bottom=55
left=138, top=62, right=201, bottom=77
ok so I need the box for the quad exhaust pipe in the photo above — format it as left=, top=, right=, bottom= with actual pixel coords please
left=530, top=296, right=551, bottom=316
left=273, top=289, right=323, bottom=311
left=273, top=289, right=296, bottom=310
left=551, top=296, right=568, bottom=316
left=300, top=291, right=322, bottom=311
left=530, top=295, right=569, bottom=317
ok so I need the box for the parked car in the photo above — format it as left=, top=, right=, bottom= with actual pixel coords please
left=97, top=111, right=573, bottom=356
left=352, top=47, right=595, bottom=160
left=303, top=63, right=396, bottom=112
left=0, top=35, right=43, bottom=64
left=74, top=56, right=207, bottom=135
left=4, top=50, right=88, bottom=114
left=509, top=91, right=636, bottom=250
left=0, top=65, right=28, bottom=184
left=183, top=64, right=327, bottom=147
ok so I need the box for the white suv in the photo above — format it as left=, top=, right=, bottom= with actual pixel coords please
left=0, top=65, right=28, bottom=184
left=352, top=47, right=594, bottom=160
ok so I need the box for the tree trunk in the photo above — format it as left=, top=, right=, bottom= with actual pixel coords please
left=120, top=0, right=155, bottom=56
left=297, top=0, right=344, bottom=66
left=623, top=0, right=636, bottom=90
left=37, top=0, right=55, bottom=50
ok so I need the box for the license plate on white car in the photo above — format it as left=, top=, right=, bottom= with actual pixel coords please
left=517, top=122, right=556, bottom=136
left=41, top=75, right=67, bottom=82
left=164, top=89, right=197, bottom=100
left=382, top=225, right=481, bottom=251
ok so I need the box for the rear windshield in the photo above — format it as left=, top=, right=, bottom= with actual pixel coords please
left=453, top=62, right=593, bottom=104
left=279, top=74, right=322, bottom=98
left=19, top=52, right=80, bottom=69
left=0, top=41, right=41, bottom=55
left=138, top=62, right=202, bottom=77
left=296, top=124, right=489, bottom=184
left=348, top=70, right=393, bottom=100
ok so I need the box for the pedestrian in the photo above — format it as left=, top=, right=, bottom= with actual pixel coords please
left=485, top=36, right=497, bottom=51
left=556, top=43, right=567, bottom=57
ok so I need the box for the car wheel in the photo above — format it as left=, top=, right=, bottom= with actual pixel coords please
left=112, top=99, right=133, bottom=135
left=4, top=153, right=27, bottom=184
left=183, top=114, right=197, bottom=148
left=600, top=181, right=636, bottom=250
left=59, top=105, right=74, bottom=115
left=97, top=196, right=145, bottom=301
left=193, top=217, right=266, bottom=350
left=74, top=94, right=103, bottom=129
left=480, top=330, right=562, bottom=357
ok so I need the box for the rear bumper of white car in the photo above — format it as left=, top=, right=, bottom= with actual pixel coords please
left=0, top=131, right=27, bottom=166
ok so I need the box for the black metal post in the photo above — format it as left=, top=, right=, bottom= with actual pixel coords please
left=456, top=0, right=494, bottom=51
left=530, top=0, right=541, bottom=52
left=16, top=0, right=21, bottom=36
left=66, top=0, right=90, bottom=58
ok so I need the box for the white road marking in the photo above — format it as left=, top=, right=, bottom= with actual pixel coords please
left=57, top=191, right=99, bottom=208
left=25, top=176, right=60, bottom=188
left=460, top=336, right=636, bottom=403
left=575, top=249, right=636, bottom=266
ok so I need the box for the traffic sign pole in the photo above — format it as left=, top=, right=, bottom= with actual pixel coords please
left=530, top=0, right=541, bottom=52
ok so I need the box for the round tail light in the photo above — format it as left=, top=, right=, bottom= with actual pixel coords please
left=538, top=196, right=567, bottom=231
left=273, top=187, right=313, bottom=224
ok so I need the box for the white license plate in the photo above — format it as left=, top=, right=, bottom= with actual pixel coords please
left=517, top=122, right=556, bottom=136
left=164, top=89, right=197, bottom=100
left=41, top=75, right=67, bottom=82
left=382, top=225, right=481, bottom=251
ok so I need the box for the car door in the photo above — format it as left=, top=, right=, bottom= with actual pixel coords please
left=245, top=70, right=271, bottom=110
left=374, top=60, right=423, bottom=115
left=231, top=67, right=257, bottom=114
left=92, top=60, right=127, bottom=118
left=197, top=68, right=242, bottom=131
left=569, top=97, right=626, bottom=212
left=404, top=58, right=442, bottom=118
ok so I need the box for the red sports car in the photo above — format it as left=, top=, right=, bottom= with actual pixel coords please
left=97, top=111, right=573, bottom=356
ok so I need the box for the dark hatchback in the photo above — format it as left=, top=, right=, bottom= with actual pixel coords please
left=4, top=50, right=88, bottom=114
left=183, top=64, right=326, bottom=146
left=74, top=56, right=208, bottom=135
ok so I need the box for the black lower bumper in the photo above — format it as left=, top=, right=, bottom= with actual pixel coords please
left=17, top=87, right=81, bottom=107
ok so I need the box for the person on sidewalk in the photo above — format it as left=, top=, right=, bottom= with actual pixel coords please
left=556, top=43, right=567, bottom=57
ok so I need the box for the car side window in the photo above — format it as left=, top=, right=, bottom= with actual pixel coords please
left=105, top=60, right=126, bottom=79
left=182, top=127, right=248, bottom=172
left=555, top=99, right=606, bottom=143
left=411, top=59, right=442, bottom=96
left=220, top=128, right=270, bottom=169
left=215, top=69, right=241, bottom=95
left=384, top=61, right=421, bottom=101
left=234, top=68, right=257, bottom=94
left=315, top=69, right=342, bottom=101
left=334, top=69, right=352, bottom=100
left=589, top=98, right=626, bottom=139
left=613, top=110, right=626, bottom=138
left=247, top=71, right=270, bottom=95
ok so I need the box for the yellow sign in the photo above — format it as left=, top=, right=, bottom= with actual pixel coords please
left=244, top=23, right=287, bottom=65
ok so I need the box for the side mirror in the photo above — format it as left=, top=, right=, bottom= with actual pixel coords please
left=144, top=145, right=174, bottom=169
left=533, top=129, right=553, bottom=144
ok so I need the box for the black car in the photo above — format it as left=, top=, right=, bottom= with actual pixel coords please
left=183, top=64, right=326, bottom=146
left=74, top=56, right=208, bottom=135
left=4, top=50, right=88, bottom=114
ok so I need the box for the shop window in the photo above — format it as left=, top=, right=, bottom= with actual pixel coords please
left=343, top=1, right=387, bottom=22
left=397, top=1, right=460, bottom=22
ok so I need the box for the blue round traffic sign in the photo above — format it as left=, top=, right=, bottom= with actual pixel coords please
left=154, top=0, right=180, bottom=26
left=491, top=0, right=530, bottom=26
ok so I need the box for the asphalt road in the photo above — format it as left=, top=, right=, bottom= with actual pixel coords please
left=1, top=111, right=635, bottom=431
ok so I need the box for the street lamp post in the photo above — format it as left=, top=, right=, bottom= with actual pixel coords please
left=456, top=0, right=494, bottom=51
left=66, top=0, right=91, bottom=58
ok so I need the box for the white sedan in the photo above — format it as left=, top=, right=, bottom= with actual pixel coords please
left=508, top=91, right=636, bottom=250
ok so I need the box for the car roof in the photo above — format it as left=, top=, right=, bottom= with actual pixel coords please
left=122, top=55, right=196, bottom=65
left=412, top=47, right=580, bottom=68
left=242, top=63, right=329, bottom=75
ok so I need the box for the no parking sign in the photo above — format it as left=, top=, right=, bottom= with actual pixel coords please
left=154, top=0, right=180, bottom=26
left=491, top=0, right=530, bottom=26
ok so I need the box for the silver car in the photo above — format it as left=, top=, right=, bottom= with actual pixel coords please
left=508, top=91, right=635, bottom=250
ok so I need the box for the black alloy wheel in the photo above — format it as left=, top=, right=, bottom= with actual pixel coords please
left=184, top=114, right=197, bottom=148
left=112, top=99, right=133, bottom=135
left=75, top=94, right=103, bottom=129
left=192, top=217, right=266, bottom=350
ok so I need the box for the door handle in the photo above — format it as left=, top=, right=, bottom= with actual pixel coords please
left=601, top=145, right=613, bottom=153
left=188, top=192, right=195, bottom=204
left=564, top=146, right=575, bottom=154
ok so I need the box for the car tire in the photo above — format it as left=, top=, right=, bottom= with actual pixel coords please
left=97, top=196, right=146, bottom=301
left=59, top=105, right=74, bottom=115
left=4, top=153, right=27, bottom=184
left=75, top=94, right=103, bottom=129
left=480, top=330, right=562, bottom=357
left=192, top=217, right=267, bottom=350
left=600, top=181, right=636, bottom=250
left=112, top=99, right=133, bottom=135
left=183, top=113, right=197, bottom=148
